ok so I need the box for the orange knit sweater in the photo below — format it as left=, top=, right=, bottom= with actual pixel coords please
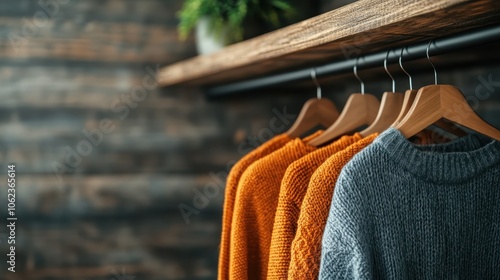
left=218, top=134, right=291, bottom=280
left=288, top=134, right=379, bottom=279
left=266, top=133, right=363, bottom=280
left=228, top=131, right=321, bottom=280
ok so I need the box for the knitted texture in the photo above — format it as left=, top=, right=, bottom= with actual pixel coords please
left=320, top=128, right=500, bottom=280
left=289, top=134, right=378, bottom=279
left=267, top=133, right=363, bottom=280
left=229, top=131, right=321, bottom=280
left=218, top=134, right=291, bottom=280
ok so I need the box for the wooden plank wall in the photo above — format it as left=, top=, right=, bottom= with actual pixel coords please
left=0, top=1, right=311, bottom=279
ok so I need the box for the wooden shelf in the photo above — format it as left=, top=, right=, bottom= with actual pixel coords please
left=158, top=0, right=500, bottom=87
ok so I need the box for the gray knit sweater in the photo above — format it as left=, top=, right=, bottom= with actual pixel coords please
left=319, top=128, right=500, bottom=280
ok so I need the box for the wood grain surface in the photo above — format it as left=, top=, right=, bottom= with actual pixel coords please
left=0, top=1, right=311, bottom=279
left=158, top=0, right=500, bottom=87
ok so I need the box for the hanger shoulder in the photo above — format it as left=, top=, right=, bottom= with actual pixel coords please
left=392, top=88, right=467, bottom=137
left=396, top=84, right=500, bottom=141
left=286, top=98, right=339, bottom=138
left=440, top=85, right=500, bottom=141
left=391, top=89, right=417, bottom=127
left=308, top=93, right=380, bottom=146
left=360, top=91, right=404, bottom=137
left=315, top=98, right=341, bottom=127
left=395, top=85, right=442, bottom=138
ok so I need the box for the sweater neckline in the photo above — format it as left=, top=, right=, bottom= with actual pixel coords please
left=376, top=128, right=500, bottom=183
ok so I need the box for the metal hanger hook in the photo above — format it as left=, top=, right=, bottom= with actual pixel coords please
left=384, top=49, right=395, bottom=92
left=399, top=46, right=413, bottom=90
left=427, top=40, right=438, bottom=85
left=310, top=68, right=322, bottom=99
left=353, top=57, right=365, bottom=94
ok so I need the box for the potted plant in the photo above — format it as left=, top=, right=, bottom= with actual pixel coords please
left=178, top=0, right=296, bottom=55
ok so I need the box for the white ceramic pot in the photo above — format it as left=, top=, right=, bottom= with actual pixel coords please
left=195, top=17, right=228, bottom=55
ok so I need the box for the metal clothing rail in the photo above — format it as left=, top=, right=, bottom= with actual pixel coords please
left=206, top=24, right=500, bottom=98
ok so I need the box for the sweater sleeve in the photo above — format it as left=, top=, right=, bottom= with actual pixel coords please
left=319, top=167, right=373, bottom=280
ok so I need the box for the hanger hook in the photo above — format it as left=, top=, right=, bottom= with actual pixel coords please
left=384, top=49, right=395, bottom=92
left=427, top=40, right=438, bottom=85
left=399, top=46, right=413, bottom=90
left=310, top=68, right=322, bottom=99
left=353, top=57, right=365, bottom=94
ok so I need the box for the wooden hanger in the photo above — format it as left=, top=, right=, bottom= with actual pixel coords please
left=307, top=93, right=380, bottom=146
left=360, top=92, right=403, bottom=137
left=390, top=90, right=465, bottom=141
left=286, top=98, right=339, bottom=137
left=395, top=84, right=500, bottom=141
left=308, top=60, right=380, bottom=146
left=360, top=52, right=403, bottom=137
left=286, top=69, right=340, bottom=138
left=391, top=89, right=417, bottom=126
left=391, top=44, right=467, bottom=138
left=391, top=48, right=419, bottom=128
left=391, top=91, right=468, bottom=138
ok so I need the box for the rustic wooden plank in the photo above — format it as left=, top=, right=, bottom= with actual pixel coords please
left=0, top=174, right=225, bottom=217
left=0, top=1, right=303, bottom=279
left=0, top=18, right=181, bottom=41
left=0, top=0, right=195, bottom=64
left=0, top=216, right=220, bottom=280
left=0, top=0, right=183, bottom=20
left=0, top=144, right=241, bottom=175
left=157, top=0, right=500, bottom=86
left=0, top=64, right=203, bottom=109
left=0, top=39, right=193, bottom=64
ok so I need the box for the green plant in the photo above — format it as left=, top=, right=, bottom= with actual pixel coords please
left=177, top=0, right=295, bottom=43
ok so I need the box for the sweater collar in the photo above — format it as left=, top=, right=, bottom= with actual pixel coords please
left=376, top=128, right=500, bottom=183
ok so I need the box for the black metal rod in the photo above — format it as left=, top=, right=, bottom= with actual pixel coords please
left=206, top=24, right=500, bottom=98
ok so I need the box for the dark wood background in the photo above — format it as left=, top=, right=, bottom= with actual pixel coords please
left=0, top=1, right=316, bottom=279
left=0, top=0, right=499, bottom=279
